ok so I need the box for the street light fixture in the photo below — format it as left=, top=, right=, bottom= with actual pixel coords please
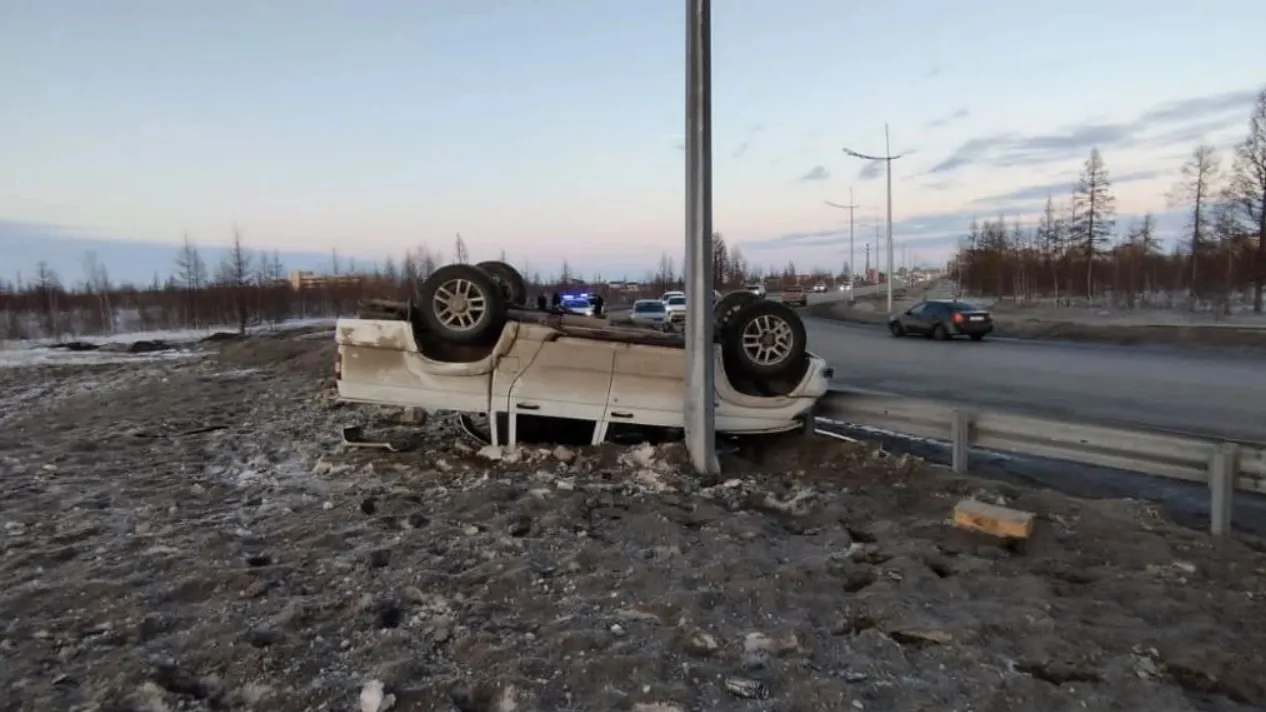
left=824, top=189, right=858, bottom=302
left=843, top=123, right=904, bottom=312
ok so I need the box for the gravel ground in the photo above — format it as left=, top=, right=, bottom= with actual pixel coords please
left=3, top=331, right=1266, bottom=711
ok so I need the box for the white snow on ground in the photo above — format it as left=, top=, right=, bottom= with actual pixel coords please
left=0, top=317, right=337, bottom=351
left=0, top=317, right=336, bottom=369
left=0, top=347, right=205, bottom=369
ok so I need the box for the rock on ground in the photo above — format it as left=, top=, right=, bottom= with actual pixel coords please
left=1, top=335, right=1265, bottom=711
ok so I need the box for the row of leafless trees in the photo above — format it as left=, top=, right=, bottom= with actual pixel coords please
left=0, top=235, right=354, bottom=341
left=953, top=86, right=1266, bottom=313
left=1, top=228, right=853, bottom=340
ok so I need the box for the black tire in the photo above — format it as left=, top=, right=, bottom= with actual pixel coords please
left=722, top=300, right=808, bottom=379
left=889, top=321, right=904, bottom=337
left=475, top=260, right=528, bottom=307
left=932, top=323, right=950, bottom=341
left=714, top=291, right=760, bottom=336
left=418, top=264, right=507, bottom=344
left=969, top=333, right=985, bottom=342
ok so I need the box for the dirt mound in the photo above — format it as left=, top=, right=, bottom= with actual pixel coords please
left=4, top=353, right=1266, bottom=711
left=215, top=334, right=333, bottom=372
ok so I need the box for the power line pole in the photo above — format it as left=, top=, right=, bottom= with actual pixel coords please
left=843, top=123, right=905, bottom=311
left=683, top=0, right=719, bottom=475
left=824, top=188, right=859, bottom=302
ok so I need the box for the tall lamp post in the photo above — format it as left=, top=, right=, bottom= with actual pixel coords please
left=824, top=189, right=859, bottom=302
left=683, top=0, right=718, bottom=475
left=843, top=123, right=904, bottom=312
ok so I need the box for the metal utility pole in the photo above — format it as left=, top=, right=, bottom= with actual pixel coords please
left=683, top=0, right=719, bottom=475
left=843, top=123, right=905, bottom=311
left=825, top=188, right=858, bottom=302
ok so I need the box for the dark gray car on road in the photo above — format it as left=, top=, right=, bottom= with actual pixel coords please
left=889, top=299, right=993, bottom=341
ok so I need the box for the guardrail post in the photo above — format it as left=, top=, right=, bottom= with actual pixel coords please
left=1209, top=443, right=1239, bottom=536
left=951, top=409, right=971, bottom=474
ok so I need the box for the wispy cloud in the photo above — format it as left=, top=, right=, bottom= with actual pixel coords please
left=925, top=108, right=970, bottom=129
left=969, top=169, right=1164, bottom=207
left=857, top=162, right=883, bottom=181
left=0, top=219, right=359, bottom=286
left=799, top=165, right=830, bottom=182
left=927, top=88, right=1260, bottom=175
left=742, top=208, right=1001, bottom=252
left=923, top=65, right=943, bottom=79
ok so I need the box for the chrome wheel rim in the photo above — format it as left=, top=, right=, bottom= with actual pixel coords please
left=740, top=314, right=794, bottom=365
left=433, top=278, right=487, bottom=331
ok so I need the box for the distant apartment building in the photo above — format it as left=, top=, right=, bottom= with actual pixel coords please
left=288, top=270, right=364, bottom=291
left=605, top=280, right=644, bottom=292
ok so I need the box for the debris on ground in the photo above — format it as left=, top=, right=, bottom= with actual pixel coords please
left=1, top=333, right=1265, bottom=710
left=953, top=498, right=1037, bottom=539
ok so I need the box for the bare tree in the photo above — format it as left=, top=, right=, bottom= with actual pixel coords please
left=217, top=227, right=254, bottom=333
left=82, top=251, right=114, bottom=334
left=174, top=232, right=207, bottom=327
left=655, top=252, right=676, bottom=291
left=711, top=233, right=729, bottom=289
left=1169, top=143, right=1221, bottom=307
left=1225, top=86, right=1266, bottom=313
left=454, top=234, right=470, bottom=264
left=1070, top=148, right=1116, bottom=299
left=729, top=245, right=747, bottom=285
left=34, top=261, right=61, bottom=337
left=1034, top=196, right=1065, bottom=302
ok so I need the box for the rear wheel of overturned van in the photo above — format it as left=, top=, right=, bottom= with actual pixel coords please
left=418, top=264, right=507, bottom=345
left=713, top=290, right=761, bottom=336
left=475, top=260, right=528, bottom=307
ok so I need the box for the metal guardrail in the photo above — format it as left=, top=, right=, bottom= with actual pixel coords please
left=817, top=388, right=1266, bottom=536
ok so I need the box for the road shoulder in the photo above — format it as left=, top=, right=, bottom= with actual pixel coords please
left=805, top=299, right=1266, bottom=353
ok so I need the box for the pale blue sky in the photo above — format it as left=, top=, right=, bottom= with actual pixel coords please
left=2, top=0, right=1264, bottom=285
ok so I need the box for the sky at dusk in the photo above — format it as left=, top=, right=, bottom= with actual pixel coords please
left=2, top=0, right=1265, bottom=285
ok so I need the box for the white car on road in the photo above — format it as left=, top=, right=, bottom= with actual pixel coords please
left=629, top=299, right=669, bottom=330
left=663, top=294, right=687, bottom=329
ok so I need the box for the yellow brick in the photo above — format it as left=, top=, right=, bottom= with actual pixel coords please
left=953, top=499, right=1035, bottom=539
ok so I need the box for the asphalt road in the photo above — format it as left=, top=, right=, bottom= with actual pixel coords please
left=806, top=316, right=1266, bottom=443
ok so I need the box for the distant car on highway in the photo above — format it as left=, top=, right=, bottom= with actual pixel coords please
left=779, top=285, right=808, bottom=308
left=660, top=291, right=684, bottom=303
left=630, top=299, right=669, bottom=330
left=811, top=283, right=827, bottom=293
left=664, top=294, right=687, bottom=329
left=888, top=299, right=993, bottom=341
left=744, top=284, right=766, bottom=298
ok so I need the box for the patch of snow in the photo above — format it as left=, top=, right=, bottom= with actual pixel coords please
left=0, top=347, right=205, bottom=369
left=0, top=317, right=335, bottom=370
left=0, top=317, right=337, bottom=351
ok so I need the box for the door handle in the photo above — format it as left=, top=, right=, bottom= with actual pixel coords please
left=611, top=411, right=634, bottom=419
left=516, top=403, right=540, bottom=411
